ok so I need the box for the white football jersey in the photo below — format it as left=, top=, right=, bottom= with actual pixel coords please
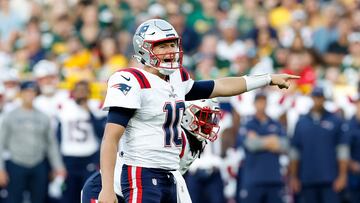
left=103, top=67, right=194, bottom=170
left=58, top=99, right=99, bottom=157
left=34, top=90, right=69, bottom=129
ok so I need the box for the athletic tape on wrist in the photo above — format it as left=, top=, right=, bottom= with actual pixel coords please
left=243, top=74, right=272, bottom=91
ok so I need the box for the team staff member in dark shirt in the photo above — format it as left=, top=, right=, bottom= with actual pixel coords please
left=240, top=92, right=288, bottom=203
left=344, top=94, right=360, bottom=203
left=289, top=87, right=349, bottom=203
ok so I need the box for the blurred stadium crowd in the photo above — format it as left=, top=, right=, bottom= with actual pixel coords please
left=1, top=0, right=360, bottom=203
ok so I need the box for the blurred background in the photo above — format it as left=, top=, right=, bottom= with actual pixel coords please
left=0, top=0, right=360, bottom=203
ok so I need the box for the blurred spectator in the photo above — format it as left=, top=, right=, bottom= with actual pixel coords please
left=193, top=34, right=222, bottom=78
left=289, top=87, right=349, bottom=203
left=62, top=35, right=99, bottom=85
left=303, top=0, right=322, bottom=29
left=324, top=66, right=357, bottom=120
left=13, top=17, right=47, bottom=72
left=259, top=37, right=275, bottom=57
left=239, top=92, right=288, bottom=203
left=279, top=9, right=313, bottom=50
left=115, top=0, right=148, bottom=32
left=0, top=81, right=66, bottom=203
left=281, top=50, right=316, bottom=94
left=351, top=9, right=360, bottom=32
left=0, top=0, right=24, bottom=51
left=270, top=46, right=290, bottom=70
left=246, top=12, right=278, bottom=57
left=341, top=32, right=360, bottom=87
left=269, top=0, right=301, bottom=30
left=324, top=16, right=351, bottom=66
left=76, top=3, right=101, bottom=50
left=116, top=30, right=133, bottom=58
left=47, top=14, right=75, bottom=57
left=186, top=0, right=218, bottom=35
left=97, top=35, right=128, bottom=81
left=57, top=80, right=104, bottom=203
left=312, top=4, right=339, bottom=54
left=345, top=95, right=360, bottom=203
left=216, top=19, right=247, bottom=68
left=194, top=54, right=219, bottom=80
left=234, top=0, right=259, bottom=37
left=0, top=83, right=4, bottom=119
left=0, top=69, right=21, bottom=112
left=168, top=11, right=201, bottom=54
left=339, top=0, right=358, bottom=16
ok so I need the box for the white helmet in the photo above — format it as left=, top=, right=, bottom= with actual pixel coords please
left=181, top=99, right=222, bottom=142
left=33, top=60, right=58, bottom=78
left=133, top=19, right=183, bottom=75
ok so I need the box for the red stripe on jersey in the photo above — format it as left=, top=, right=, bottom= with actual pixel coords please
left=136, top=167, right=143, bottom=203
left=119, top=68, right=151, bottom=89
left=179, top=131, right=186, bottom=158
left=279, top=95, right=286, bottom=105
left=128, top=166, right=134, bottom=203
left=180, top=68, right=190, bottom=81
left=348, top=95, right=356, bottom=104
left=90, top=199, right=97, bottom=203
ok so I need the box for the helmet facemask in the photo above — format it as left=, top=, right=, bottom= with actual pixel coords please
left=187, top=104, right=222, bottom=142
left=141, top=38, right=183, bottom=75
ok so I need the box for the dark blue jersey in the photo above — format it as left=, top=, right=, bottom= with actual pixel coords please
left=291, top=110, right=347, bottom=184
left=346, top=116, right=360, bottom=162
left=242, top=116, right=286, bottom=185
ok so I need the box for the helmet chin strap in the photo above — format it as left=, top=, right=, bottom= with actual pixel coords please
left=156, top=61, right=180, bottom=75
left=133, top=55, right=178, bottom=76
left=158, top=67, right=177, bottom=75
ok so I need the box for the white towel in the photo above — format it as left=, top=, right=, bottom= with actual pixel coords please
left=170, top=171, right=192, bottom=203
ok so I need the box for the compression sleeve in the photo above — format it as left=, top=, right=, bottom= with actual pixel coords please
left=185, top=80, right=215, bottom=101
left=106, top=107, right=136, bottom=127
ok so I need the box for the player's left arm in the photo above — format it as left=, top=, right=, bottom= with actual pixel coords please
left=210, top=74, right=300, bottom=98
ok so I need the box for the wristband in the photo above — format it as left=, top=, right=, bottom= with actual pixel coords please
left=243, top=74, right=272, bottom=91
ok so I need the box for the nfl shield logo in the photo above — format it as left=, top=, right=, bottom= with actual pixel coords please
left=111, top=83, right=132, bottom=95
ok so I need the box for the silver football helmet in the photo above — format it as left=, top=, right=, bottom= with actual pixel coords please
left=133, top=19, right=183, bottom=75
left=181, top=99, right=222, bottom=142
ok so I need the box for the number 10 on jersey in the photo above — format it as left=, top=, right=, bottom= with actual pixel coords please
left=163, top=101, right=185, bottom=147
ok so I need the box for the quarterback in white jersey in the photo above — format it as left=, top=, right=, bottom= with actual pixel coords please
left=99, top=18, right=299, bottom=203
left=82, top=99, right=221, bottom=203
left=103, top=66, right=193, bottom=170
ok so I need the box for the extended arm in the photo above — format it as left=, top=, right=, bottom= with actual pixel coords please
left=210, top=74, right=299, bottom=98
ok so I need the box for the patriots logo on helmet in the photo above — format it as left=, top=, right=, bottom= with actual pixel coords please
left=111, top=83, right=132, bottom=95
left=137, top=25, right=149, bottom=39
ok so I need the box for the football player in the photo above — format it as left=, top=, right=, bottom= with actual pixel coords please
left=81, top=99, right=221, bottom=203
left=99, top=18, right=299, bottom=203
left=57, top=81, right=106, bottom=203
